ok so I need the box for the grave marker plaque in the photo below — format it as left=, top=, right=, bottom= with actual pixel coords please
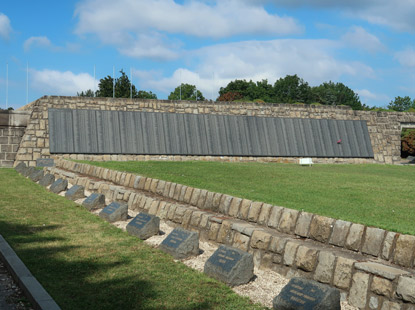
left=65, top=185, right=85, bottom=201
left=36, top=158, right=55, bottom=167
left=204, top=245, right=254, bottom=286
left=159, top=228, right=199, bottom=259
left=273, top=277, right=340, bottom=310
left=82, top=193, right=106, bottom=211
left=23, top=166, right=36, bottom=177
left=126, top=213, right=159, bottom=240
left=49, top=178, right=68, bottom=194
left=14, top=162, right=27, bottom=174
left=99, top=202, right=128, bottom=223
left=29, top=169, right=44, bottom=182
left=39, top=174, right=55, bottom=187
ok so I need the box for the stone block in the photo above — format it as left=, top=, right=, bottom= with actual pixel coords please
left=82, top=193, right=106, bottom=211
left=232, top=233, right=250, bottom=252
left=190, top=188, right=201, bottom=206
left=238, top=199, right=252, bottom=220
left=309, top=215, right=334, bottom=243
left=381, top=231, right=397, bottom=261
left=348, top=272, right=370, bottom=309
left=203, top=191, right=215, bottom=210
left=345, top=223, right=365, bottom=251
left=49, top=178, right=68, bottom=194
left=39, top=173, right=55, bottom=187
left=380, top=300, right=402, bottom=310
left=29, top=169, right=44, bottom=182
left=362, top=227, right=386, bottom=256
left=219, top=195, right=232, bottom=214
left=257, top=203, right=272, bottom=226
left=247, top=202, right=263, bottom=222
left=371, top=276, right=393, bottom=297
left=283, top=241, right=300, bottom=266
left=36, top=158, right=54, bottom=167
left=250, top=230, right=272, bottom=250
left=333, top=257, right=354, bottom=290
left=267, top=206, right=283, bottom=228
left=65, top=185, right=85, bottom=201
left=228, top=198, right=242, bottom=217
left=273, top=277, right=340, bottom=310
left=14, top=162, right=26, bottom=173
left=294, top=246, right=318, bottom=272
left=314, top=251, right=336, bottom=284
left=126, top=213, right=160, bottom=240
left=278, top=209, right=299, bottom=234
left=208, top=222, right=221, bottom=240
left=99, top=202, right=128, bottom=223
left=204, top=245, right=254, bottom=286
left=369, top=296, right=379, bottom=310
left=156, top=180, right=166, bottom=195
left=217, top=220, right=233, bottom=244
left=159, top=228, right=199, bottom=259
left=183, top=187, right=193, bottom=203
left=294, top=212, right=313, bottom=237
left=148, top=200, right=160, bottom=215
left=196, top=189, right=207, bottom=208
left=355, top=261, right=408, bottom=280
left=329, top=220, right=352, bottom=247
left=268, top=236, right=288, bottom=254
left=393, top=234, right=415, bottom=267
left=396, top=276, right=415, bottom=303
left=212, top=193, right=222, bottom=211
left=23, top=166, right=35, bottom=177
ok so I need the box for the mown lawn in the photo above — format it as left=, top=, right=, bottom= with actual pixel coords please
left=0, top=169, right=265, bottom=310
left=79, top=160, right=415, bottom=235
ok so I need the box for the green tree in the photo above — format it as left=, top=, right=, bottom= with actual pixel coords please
left=136, top=90, right=157, bottom=99
left=273, top=74, right=312, bottom=104
left=168, top=83, right=205, bottom=101
left=311, top=81, right=363, bottom=110
left=387, top=96, right=414, bottom=112
left=77, top=89, right=95, bottom=97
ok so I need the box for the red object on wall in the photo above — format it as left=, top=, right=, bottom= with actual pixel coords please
left=337, top=139, right=342, bottom=144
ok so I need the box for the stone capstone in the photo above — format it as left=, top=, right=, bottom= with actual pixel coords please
left=348, top=272, right=370, bottom=309
left=361, top=227, right=385, bottom=256
left=396, top=276, right=415, bottom=303
left=309, top=215, right=334, bottom=243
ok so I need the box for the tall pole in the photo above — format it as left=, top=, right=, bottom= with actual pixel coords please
left=179, top=69, right=182, bottom=101
left=130, top=67, right=132, bottom=99
left=6, top=63, right=8, bottom=109
left=113, top=66, right=115, bottom=98
left=93, top=64, right=96, bottom=97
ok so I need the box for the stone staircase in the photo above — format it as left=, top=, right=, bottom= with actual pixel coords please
left=40, top=159, right=415, bottom=310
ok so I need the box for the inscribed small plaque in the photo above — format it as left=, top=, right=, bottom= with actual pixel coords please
left=99, top=202, right=128, bottom=223
left=273, top=277, right=340, bottom=310
left=29, top=169, right=44, bottom=182
left=204, top=245, right=254, bottom=286
left=82, top=193, right=106, bottom=211
left=126, top=213, right=159, bottom=240
left=23, top=166, right=36, bottom=177
left=159, top=228, right=199, bottom=259
left=49, top=178, right=68, bottom=194
left=36, top=158, right=55, bottom=167
left=65, top=185, right=85, bottom=201
left=39, top=174, right=55, bottom=187
left=14, top=162, right=27, bottom=174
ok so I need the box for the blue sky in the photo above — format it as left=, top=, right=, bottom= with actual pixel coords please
left=0, top=0, right=414, bottom=109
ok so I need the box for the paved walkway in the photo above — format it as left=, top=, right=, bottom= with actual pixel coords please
left=0, top=260, right=33, bottom=310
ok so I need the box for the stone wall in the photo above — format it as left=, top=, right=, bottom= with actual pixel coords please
left=45, top=159, right=415, bottom=309
left=16, top=96, right=415, bottom=166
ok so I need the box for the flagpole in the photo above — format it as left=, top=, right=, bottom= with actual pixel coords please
left=6, top=63, right=8, bottom=109
left=130, top=67, right=132, bottom=99
left=113, top=66, right=115, bottom=98
left=26, top=62, right=29, bottom=105
left=93, top=64, right=96, bottom=97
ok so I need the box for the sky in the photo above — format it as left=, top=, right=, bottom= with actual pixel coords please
left=0, top=0, right=415, bottom=109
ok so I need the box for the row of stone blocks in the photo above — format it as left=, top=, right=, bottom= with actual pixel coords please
left=55, top=158, right=415, bottom=270
left=44, top=161, right=415, bottom=310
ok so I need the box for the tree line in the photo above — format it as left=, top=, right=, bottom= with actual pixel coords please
left=79, top=70, right=415, bottom=112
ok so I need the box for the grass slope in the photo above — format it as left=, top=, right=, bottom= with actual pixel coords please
left=0, top=169, right=265, bottom=310
left=79, top=160, right=415, bottom=235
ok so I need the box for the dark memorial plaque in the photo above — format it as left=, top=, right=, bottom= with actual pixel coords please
left=23, top=166, right=36, bottom=177
left=99, top=202, right=128, bottom=223
left=273, top=277, right=340, bottom=310
left=204, top=245, right=254, bottom=286
left=14, top=162, right=27, bottom=174
left=29, top=169, right=44, bottom=182
left=49, top=178, right=68, bottom=194
left=39, top=173, right=55, bottom=187
left=159, top=228, right=199, bottom=259
left=126, top=213, right=159, bottom=240
left=36, top=158, right=55, bottom=167
left=65, top=185, right=85, bottom=201
left=82, top=193, right=106, bottom=211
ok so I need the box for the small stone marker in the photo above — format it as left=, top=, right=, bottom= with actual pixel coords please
left=159, top=227, right=199, bottom=259
left=273, top=277, right=340, bottom=310
left=82, top=193, right=106, bottom=211
left=126, top=213, right=160, bottom=240
left=23, top=166, right=36, bottom=177
left=99, top=202, right=128, bottom=223
left=29, top=169, right=44, bottom=182
left=49, top=178, right=68, bottom=194
left=39, top=174, right=55, bottom=187
left=14, top=162, right=27, bottom=174
left=204, top=245, right=254, bottom=286
left=36, top=158, right=55, bottom=167
left=65, top=185, right=85, bottom=201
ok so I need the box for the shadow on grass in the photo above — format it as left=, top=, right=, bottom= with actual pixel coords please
left=0, top=220, right=215, bottom=310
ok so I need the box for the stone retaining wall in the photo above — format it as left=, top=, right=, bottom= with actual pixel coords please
left=0, top=127, right=25, bottom=167
left=45, top=159, right=415, bottom=310
left=16, top=96, right=415, bottom=166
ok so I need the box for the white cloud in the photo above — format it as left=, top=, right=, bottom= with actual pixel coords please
left=31, top=69, right=95, bottom=95
left=74, top=0, right=302, bottom=60
left=356, top=89, right=390, bottom=106
left=135, top=39, right=375, bottom=99
left=0, top=13, right=12, bottom=40
left=24, top=36, right=52, bottom=52
left=341, top=26, right=384, bottom=53
left=395, top=48, right=415, bottom=67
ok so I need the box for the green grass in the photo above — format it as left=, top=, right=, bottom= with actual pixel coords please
left=79, top=160, right=415, bottom=235
left=0, top=169, right=265, bottom=310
